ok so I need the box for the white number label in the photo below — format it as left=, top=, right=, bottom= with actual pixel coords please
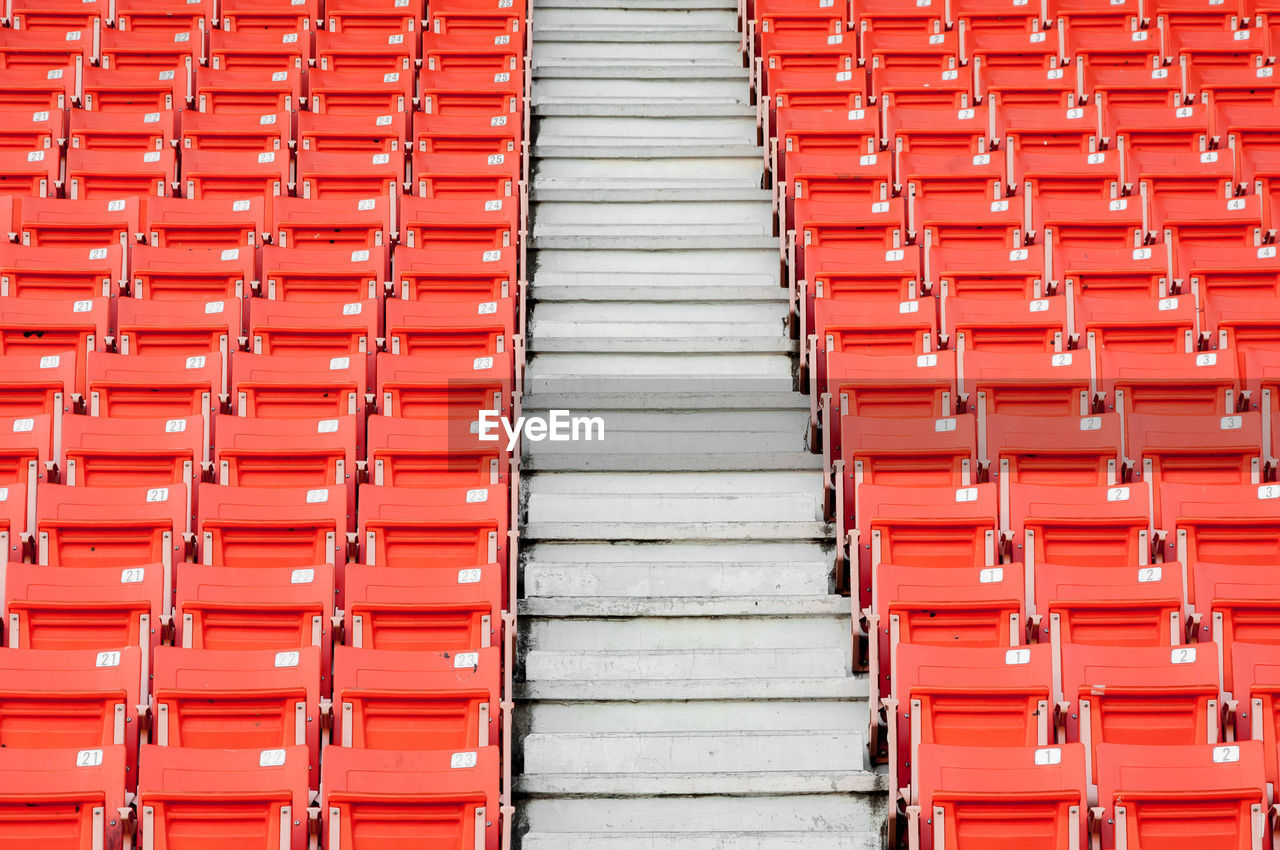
left=291, top=568, right=314, bottom=584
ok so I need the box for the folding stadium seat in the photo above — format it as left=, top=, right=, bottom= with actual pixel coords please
left=220, top=0, right=317, bottom=33
left=824, top=350, right=957, bottom=454
left=143, top=197, right=265, bottom=249
left=853, top=483, right=999, bottom=615
left=0, top=243, right=122, bottom=298
left=333, top=646, right=501, bottom=750
left=175, top=563, right=336, bottom=676
left=1076, top=291, right=1199, bottom=357
left=812, top=295, right=936, bottom=367
left=385, top=296, right=517, bottom=363
left=801, top=245, right=922, bottom=344
left=1095, top=742, right=1267, bottom=850
left=9, top=0, right=105, bottom=30
left=793, top=199, right=907, bottom=289
left=889, top=643, right=1054, bottom=806
left=1196, top=563, right=1280, bottom=698
left=1160, top=483, right=1280, bottom=589
left=0, top=64, right=79, bottom=111
left=773, top=107, right=880, bottom=189
left=413, top=151, right=520, bottom=201
left=61, top=414, right=204, bottom=522
left=297, top=111, right=408, bottom=153
left=0, top=29, right=92, bottom=72
left=1008, top=483, right=1153, bottom=579
left=1034, top=561, right=1185, bottom=646
left=274, top=196, right=392, bottom=249
left=961, top=348, right=1095, bottom=418
left=179, top=109, right=291, bottom=152
left=393, top=244, right=517, bottom=302
left=929, top=241, right=1047, bottom=302
left=114, top=0, right=215, bottom=36
left=1152, top=188, right=1265, bottom=258
left=181, top=149, right=290, bottom=221
left=14, top=196, right=140, bottom=252
left=328, top=0, right=420, bottom=36
left=116, top=298, right=241, bottom=367
left=151, top=646, right=321, bottom=771
left=1013, top=140, right=1126, bottom=203
left=137, top=745, right=310, bottom=850
left=207, top=29, right=310, bottom=73
left=214, top=414, right=357, bottom=509
left=909, top=743, right=1088, bottom=850
left=231, top=351, right=369, bottom=429
left=322, top=746, right=501, bottom=850
left=399, top=196, right=513, bottom=251
left=419, top=72, right=524, bottom=123
left=197, top=483, right=349, bottom=566
left=0, top=350, right=76, bottom=428
left=131, top=245, right=256, bottom=301
left=260, top=245, right=387, bottom=301
left=0, top=646, right=143, bottom=776
left=1227, top=641, right=1280, bottom=798
left=296, top=149, right=405, bottom=201
left=344, top=562, right=503, bottom=651
left=358, top=483, right=509, bottom=568
left=309, top=67, right=416, bottom=114
left=35, top=482, right=186, bottom=569
left=1106, top=98, right=1214, bottom=182
left=984, top=412, right=1124, bottom=497
left=193, top=67, right=302, bottom=115
left=0, top=413, right=51, bottom=517
left=872, top=65, right=973, bottom=113
left=1080, top=50, right=1186, bottom=110
left=81, top=65, right=187, bottom=112
left=0, top=106, right=63, bottom=150
left=0, top=145, right=59, bottom=196
left=1055, top=241, right=1173, bottom=301
left=1031, top=194, right=1145, bottom=257
left=412, top=111, right=520, bottom=166
left=377, top=351, right=511, bottom=422
left=65, top=147, right=177, bottom=199
left=1062, top=642, right=1223, bottom=783
left=941, top=294, right=1068, bottom=353
left=0, top=477, right=26, bottom=560
left=246, top=299, right=380, bottom=357
left=0, top=746, right=128, bottom=850
left=0, top=297, right=109, bottom=392
left=1101, top=348, right=1239, bottom=417
left=3, top=559, right=165, bottom=667
left=99, top=27, right=201, bottom=77
left=919, top=199, right=1027, bottom=279
left=1194, top=63, right=1280, bottom=135
left=1126, top=411, right=1263, bottom=507
left=368, top=414, right=510, bottom=490
left=901, top=151, right=1009, bottom=231
left=317, top=30, right=418, bottom=73
left=757, top=46, right=861, bottom=111
left=86, top=352, right=221, bottom=429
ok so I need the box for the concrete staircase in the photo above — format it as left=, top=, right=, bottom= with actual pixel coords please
left=514, top=0, right=887, bottom=847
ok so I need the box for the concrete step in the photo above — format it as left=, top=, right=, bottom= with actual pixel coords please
left=536, top=115, right=757, bottom=144
left=518, top=391, right=807, bottom=411
left=532, top=40, right=743, bottom=63
left=533, top=185, right=771, bottom=204
left=526, top=492, right=821, bottom=524
left=517, top=769, right=882, bottom=796
left=525, top=540, right=834, bottom=565
left=537, top=0, right=736, bottom=9
left=533, top=199, right=772, bottom=237
left=531, top=272, right=781, bottom=301
left=525, top=611, right=848, bottom=652
left=522, top=830, right=882, bottom=850
left=524, top=450, right=820, bottom=471
left=532, top=100, right=756, bottom=118
left=535, top=76, right=746, bottom=101
left=517, top=676, right=860, bottom=702
left=525, top=698, right=862, bottom=735
left=535, top=142, right=760, bottom=161
left=534, top=8, right=738, bottom=29
left=527, top=469, right=822, bottom=496
left=533, top=62, right=749, bottom=79
left=535, top=154, right=759, bottom=183
left=524, top=647, right=849, bottom=681
left=523, top=560, right=833, bottom=597
left=522, top=730, right=865, bottom=775
left=532, top=245, right=778, bottom=275
left=532, top=26, right=741, bottom=44
left=520, top=595, right=848, bottom=617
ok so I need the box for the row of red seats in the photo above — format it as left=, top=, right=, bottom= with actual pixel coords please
left=761, top=2, right=1280, bottom=848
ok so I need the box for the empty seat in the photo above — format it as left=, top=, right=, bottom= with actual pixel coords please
left=0, top=243, right=122, bottom=299
left=357, top=483, right=508, bottom=568
left=1102, top=348, right=1239, bottom=417
left=14, top=195, right=140, bottom=249
left=220, top=0, right=317, bottom=32
left=131, top=245, right=256, bottom=301
left=115, top=0, right=214, bottom=35
left=297, top=110, right=408, bottom=153
left=1034, top=561, right=1185, bottom=645
left=321, top=746, right=500, bottom=850
left=1095, top=742, right=1267, bottom=850
left=273, top=195, right=392, bottom=249
left=0, top=746, right=128, bottom=850
left=962, top=348, right=1094, bottom=418
left=116, top=298, right=242, bottom=366
left=385, top=296, right=516, bottom=361
left=208, top=30, right=309, bottom=73
left=343, top=562, right=503, bottom=651
left=1126, top=411, right=1263, bottom=502
left=197, top=483, right=348, bottom=567
left=1194, top=562, right=1280, bottom=695
left=99, top=27, right=201, bottom=76
left=0, top=477, right=27, bottom=560
left=368, top=414, right=509, bottom=490
left=327, top=0, right=419, bottom=36
left=1076, top=291, right=1199, bottom=357
left=179, top=109, right=291, bottom=152
left=81, top=65, right=187, bottom=112
left=910, top=743, right=1088, bottom=850
left=393, top=244, right=516, bottom=302
left=0, top=298, right=109, bottom=393
left=1230, top=640, right=1280, bottom=792
left=0, top=64, right=79, bottom=111
left=260, top=245, right=387, bottom=301
left=137, top=745, right=310, bottom=850
left=86, top=351, right=221, bottom=428
left=399, top=196, right=514, bottom=250
left=65, top=146, right=177, bottom=198
left=0, top=412, right=52, bottom=514
left=35, top=482, right=186, bottom=570
left=175, top=563, right=335, bottom=677
left=309, top=67, right=415, bottom=115
left=193, top=66, right=302, bottom=114
left=316, top=30, right=418, bottom=73
left=247, top=299, right=380, bottom=356
left=1008, top=482, right=1153, bottom=574
left=231, top=352, right=369, bottom=432
left=143, top=197, right=265, bottom=249
left=333, top=645, right=501, bottom=749
left=151, top=645, right=321, bottom=772
left=1161, top=482, right=1280, bottom=593
left=0, top=349, right=76, bottom=431
left=181, top=148, right=290, bottom=221
left=377, top=348, right=510, bottom=423
left=0, top=106, right=63, bottom=150
left=942, top=294, right=1068, bottom=353
left=984, top=412, right=1123, bottom=491
left=214, top=414, right=357, bottom=506
left=0, top=146, right=59, bottom=196
left=296, top=149, right=404, bottom=200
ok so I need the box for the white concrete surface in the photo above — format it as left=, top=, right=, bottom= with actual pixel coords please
left=516, top=0, right=885, bottom=846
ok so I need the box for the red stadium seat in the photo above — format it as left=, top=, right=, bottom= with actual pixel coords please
left=273, top=195, right=392, bottom=249
left=327, top=0, right=419, bottom=36
left=143, top=197, right=265, bottom=249
left=1095, top=742, right=1267, bottom=850
left=138, top=745, right=310, bottom=850
left=115, top=0, right=215, bottom=35
left=1194, top=562, right=1280, bottom=694
left=1161, top=482, right=1280, bottom=592
left=333, top=645, right=501, bottom=749
left=0, top=106, right=63, bottom=150
left=0, top=243, right=122, bottom=299
left=386, top=295, right=516, bottom=360
left=197, top=483, right=348, bottom=566
left=942, top=294, right=1067, bottom=353
left=131, top=245, right=256, bottom=300
left=1230, top=641, right=1280, bottom=792
left=358, top=483, right=508, bottom=568
left=298, top=110, right=408, bottom=153
left=1008, top=482, right=1153, bottom=576
left=0, top=146, right=59, bottom=196
left=1127, top=411, right=1263, bottom=507
left=181, top=148, right=290, bottom=221
left=910, top=743, right=1088, bottom=850
left=0, top=478, right=27, bottom=560
left=393, top=244, right=516, bottom=301
left=193, top=66, right=302, bottom=114
left=0, top=350, right=76, bottom=434
left=65, top=146, right=177, bottom=198
left=214, top=413, right=357, bottom=506
left=0, top=65, right=79, bottom=111
left=0, top=412, right=51, bottom=516
left=35, top=482, right=186, bottom=570
left=179, top=109, right=291, bottom=152
left=400, top=196, right=514, bottom=250
left=175, top=562, right=335, bottom=675
left=260, top=245, right=387, bottom=301
left=297, top=149, right=404, bottom=200
left=14, top=195, right=140, bottom=248
left=81, top=65, right=187, bottom=112
left=247, top=298, right=379, bottom=356
left=344, top=562, right=503, bottom=651
left=208, top=29, right=310, bottom=73
left=984, top=412, right=1123, bottom=491
left=116, top=298, right=241, bottom=366
left=962, top=348, right=1095, bottom=418
left=0, top=746, right=128, bottom=850
left=220, top=0, right=317, bottom=33
left=231, top=352, right=369, bottom=433
left=1102, top=348, right=1239, bottom=417
left=321, top=746, right=500, bottom=850
left=0, top=28, right=92, bottom=72
left=1034, top=561, right=1185, bottom=645
left=86, top=351, right=221, bottom=427
left=309, top=67, right=415, bottom=114
left=0, top=297, right=109, bottom=393
left=377, top=350, right=511, bottom=422
left=368, top=414, right=510, bottom=490
left=99, top=27, right=201, bottom=75
left=151, top=645, right=322, bottom=772
left=317, top=30, right=418, bottom=73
